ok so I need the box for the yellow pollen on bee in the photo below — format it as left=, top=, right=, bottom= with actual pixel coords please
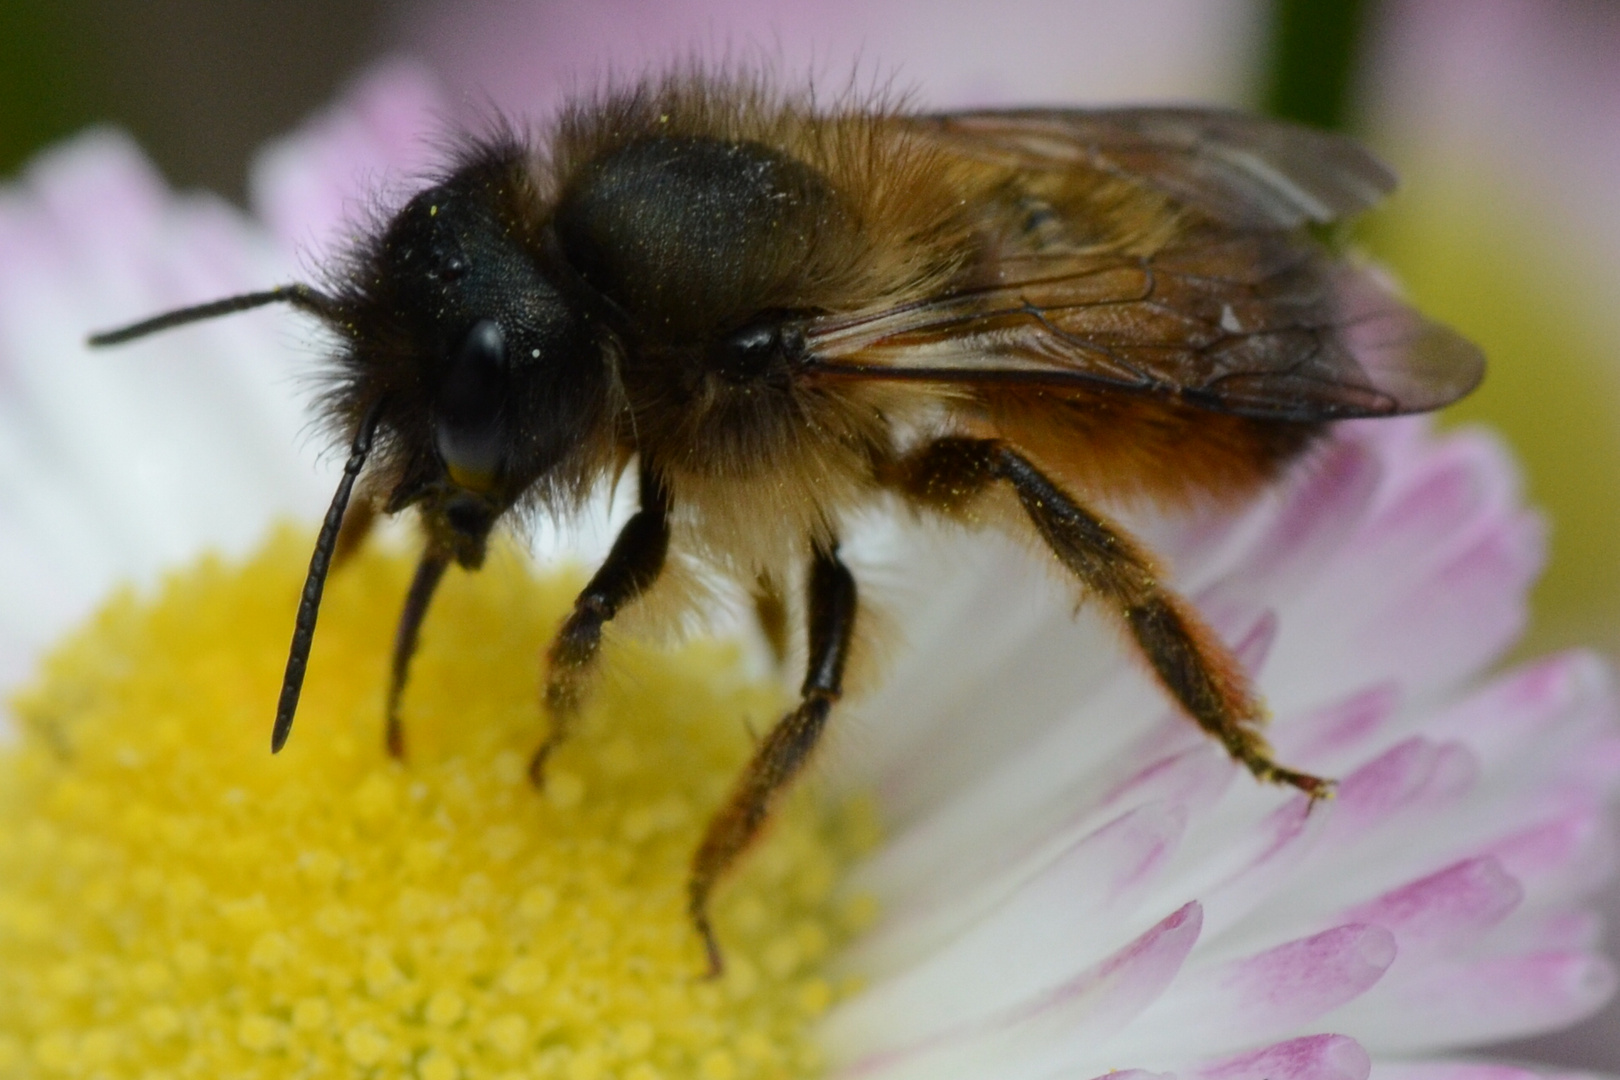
left=0, top=528, right=881, bottom=1078
left=446, top=462, right=498, bottom=493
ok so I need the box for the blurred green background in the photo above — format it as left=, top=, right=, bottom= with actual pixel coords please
left=1263, top=0, right=1620, bottom=661
left=0, top=0, right=383, bottom=200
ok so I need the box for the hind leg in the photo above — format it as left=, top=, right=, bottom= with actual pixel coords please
left=888, top=436, right=1331, bottom=799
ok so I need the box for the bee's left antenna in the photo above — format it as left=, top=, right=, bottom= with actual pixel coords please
left=271, top=396, right=386, bottom=754
left=87, top=284, right=338, bottom=347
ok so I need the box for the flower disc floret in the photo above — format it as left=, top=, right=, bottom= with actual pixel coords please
left=0, top=531, right=877, bottom=1078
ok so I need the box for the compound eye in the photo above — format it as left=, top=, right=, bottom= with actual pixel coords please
left=714, top=313, right=805, bottom=384
left=435, top=319, right=508, bottom=492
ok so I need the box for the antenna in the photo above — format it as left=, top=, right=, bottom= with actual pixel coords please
left=87, top=284, right=338, bottom=347
left=271, top=397, right=386, bottom=753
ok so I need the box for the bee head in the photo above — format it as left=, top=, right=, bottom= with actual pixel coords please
left=330, top=144, right=614, bottom=568
left=85, top=140, right=622, bottom=750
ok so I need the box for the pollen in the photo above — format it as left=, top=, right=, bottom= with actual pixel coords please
left=0, top=529, right=879, bottom=1078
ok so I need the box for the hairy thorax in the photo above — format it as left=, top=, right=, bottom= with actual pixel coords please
left=545, top=121, right=968, bottom=573
left=626, top=340, right=916, bottom=575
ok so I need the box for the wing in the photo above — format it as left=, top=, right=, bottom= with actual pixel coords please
left=803, top=235, right=1482, bottom=421
left=909, top=107, right=1396, bottom=230
left=800, top=109, right=1482, bottom=422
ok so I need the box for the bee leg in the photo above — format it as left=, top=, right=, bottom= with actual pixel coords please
left=531, top=468, right=671, bottom=785
left=384, top=547, right=451, bottom=760
left=751, top=572, right=791, bottom=669
left=894, top=437, right=1331, bottom=801
left=689, top=544, right=856, bottom=976
left=330, top=495, right=378, bottom=568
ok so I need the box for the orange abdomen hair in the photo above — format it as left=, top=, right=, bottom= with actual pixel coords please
left=982, top=384, right=1322, bottom=509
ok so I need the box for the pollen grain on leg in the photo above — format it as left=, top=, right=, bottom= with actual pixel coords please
left=0, top=528, right=878, bottom=1078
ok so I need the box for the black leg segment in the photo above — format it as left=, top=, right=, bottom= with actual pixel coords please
left=888, top=436, right=1331, bottom=800
left=385, top=546, right=451, bottom=760
left=689, top=544, right=857, bottom=975
left=530, top=466, right=672, bottom=784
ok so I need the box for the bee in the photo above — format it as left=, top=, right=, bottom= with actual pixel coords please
left=90, top=73, right=1482, bottom=972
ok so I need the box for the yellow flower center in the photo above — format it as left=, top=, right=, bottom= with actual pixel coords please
left=0, top=529, right=879, bottom=1078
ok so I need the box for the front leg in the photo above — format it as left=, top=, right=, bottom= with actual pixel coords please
left=891, top=437, right=1331, bottom=799
left=531, top=466, right=671, bottom=784
left=384, top=546, right=451, bottom=759
left=690, top=544, right=857, bottom=976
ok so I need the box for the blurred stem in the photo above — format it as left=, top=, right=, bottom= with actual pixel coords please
left=1259, top=0, right=1377, bottom=131
left=0, top=0, right=93, bottom=176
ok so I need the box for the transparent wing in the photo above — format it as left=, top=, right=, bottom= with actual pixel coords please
left=908, top=107, right=1397, bottom=229
left=803, top=233, right=1482, bottom=421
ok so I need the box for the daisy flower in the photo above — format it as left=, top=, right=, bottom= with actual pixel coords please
left=0, top=64, right=1617, bottom=1080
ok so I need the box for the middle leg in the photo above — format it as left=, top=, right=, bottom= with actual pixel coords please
left=689, top=543, right=857, bottom=975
